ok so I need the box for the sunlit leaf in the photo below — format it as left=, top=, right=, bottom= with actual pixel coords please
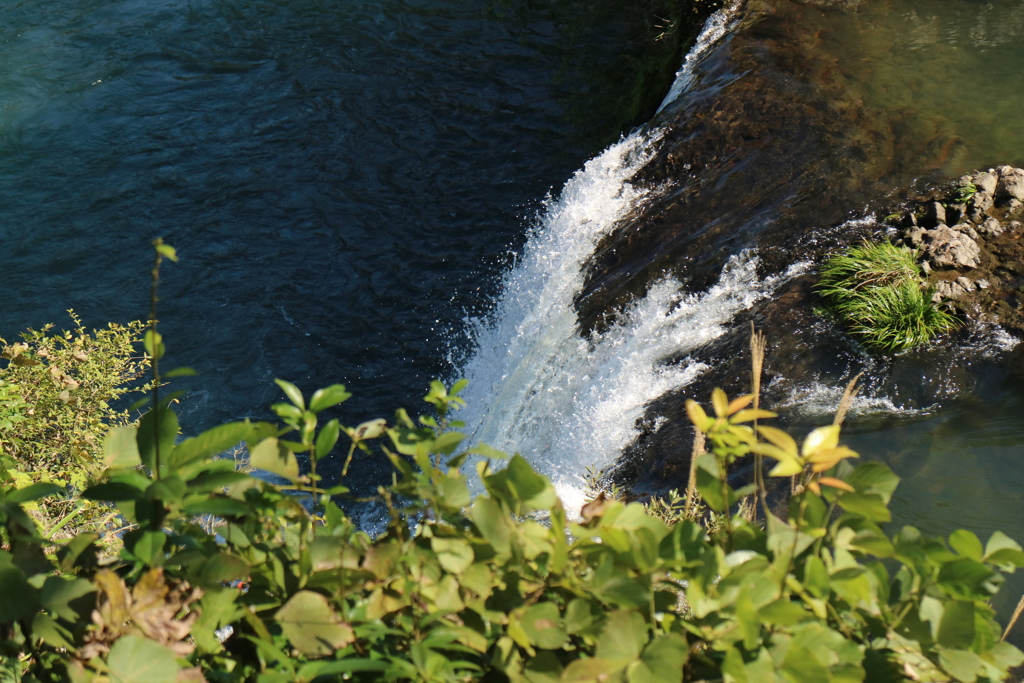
left=802, top=425, right=840, bottom=457
left=730, top=408, right=776, bottom=424
left=757, top=425, right=798, bottom=456
left=685, top=400, right=710, bottom=430
left=309, top=384, right=351, bottom=413
left=818, top=476, right=855, bottom=492
left=274, top=378, right=305, bottom=410
left=711, top=389, right=729, bottom=418
left=726, top=394, right=754, bottom=415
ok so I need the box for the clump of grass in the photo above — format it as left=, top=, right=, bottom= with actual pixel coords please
left=817, top=241, right=958, bottom=351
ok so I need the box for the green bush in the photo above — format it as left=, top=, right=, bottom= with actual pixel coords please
left=817, top=241, right=958, bottom=351
left=0, top=312, right=150, bottom=542
left=1, top=379, right=1022, bottom=683
left=2, top=246, right=1020, bottom=682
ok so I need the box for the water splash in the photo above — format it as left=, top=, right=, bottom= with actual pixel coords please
left=657, top=0, right=742, bottom=111
left=459, top=204, right=810, bottom=504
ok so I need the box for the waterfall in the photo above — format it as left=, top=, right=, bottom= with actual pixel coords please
left=454, top=4, right=814, bottom=512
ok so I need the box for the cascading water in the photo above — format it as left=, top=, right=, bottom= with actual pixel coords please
left=454, top=7, right=814, bottom=509
left=455, top=5, right=812, bottom=511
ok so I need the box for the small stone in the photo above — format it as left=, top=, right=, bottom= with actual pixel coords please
left=1011, top=221, right=1022, bottom=231
left=920, top=260, right=932, bottom=273
left=996, top=167, right=1024, bottom=202
left=956, top=276, right=972, bottom=289
left=981, top=217, right=1004, bottom=236
left=921, top=225, right=981, bottom=269
left=973, top=171, right=998, bottom=195
left=954, top=222, right=980, bottom=239
left=977, top=278, right=990, bottom=289
left=905, top=227, right=927, bottom=247
left=926, top=201, right=946, bottom=227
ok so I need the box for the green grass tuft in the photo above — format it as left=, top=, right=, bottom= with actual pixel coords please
left=817, top=241, right=958, bottom=351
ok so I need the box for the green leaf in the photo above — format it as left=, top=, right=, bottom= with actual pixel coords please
left=349, top=418, right=386, bottom=442
left=275, top=378, right=305, bottom=410
left=276, top=590, right=355, bottom=658
left=596, top=610, right=646, bottom=663
left=938, top=647, right=984, bottom=683
left=630, top=634, right=687, bottom=683
left=199, top=552, right=250, bottom=586
left=81, top=482, right=145, bottom=502
left=564, top=598, right=602, bottom=635
left=143, top=330, right=165, bottom=360
left=137, top=405, right=179, bottom=474
left=984, top=531, right=1024, bottom=565
left=472, top=495, right=512, bottom=557
left=845, top=462, right=899, bottom=503
left=6, top=482, right=63, bottom=505
left=103, top=425, right=142, bottom=469
left=249, top=437, right=299, bottom=482
left=431, top=536, right=475, bottom=574
left=168, top=421, right=252, bottom=469
left=937, top=601, right=976, bottom=649
left=782, top=644, right=830, bottom=683
left=40, top=576, right=94, bottom=621
left=563, top=657, right=623, bottom=683
left=309, top=384, right=351, bottom=413
left=482, top=455, right=556, bottom=512
left=107, top=635, right=178, bottom=683
left=155, top=242, right=178, bottom=262
left=0, top=554, right=41, bottom=623
left=948, top=530, right=983, bottom=561
left=182, top=496, right=249, bottom=518
left=128, top=530, right=167, bottom=566
left=316, top=419, right=341, bottom=459
left=836, top=492, right=891, bottom=523
left=694, top=453, right=727, bottom=512
left=519, top=602, right=567, bottom=650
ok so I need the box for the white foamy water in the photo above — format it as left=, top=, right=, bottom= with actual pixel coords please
left=454, top=5, right=816, bottom=513
left=657, top=1, right=742, bottom=112
left=778, top=383, right=919, bottom=419
left=458, top=164, right=811, bottom=505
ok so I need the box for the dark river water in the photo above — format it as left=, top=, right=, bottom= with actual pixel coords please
left=0, top=0, right=686, bottom=490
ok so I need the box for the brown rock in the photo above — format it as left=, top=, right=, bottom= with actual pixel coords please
left=921, top=225, right=981, bottom=269
left=996, top=166, right=1024, bottom=203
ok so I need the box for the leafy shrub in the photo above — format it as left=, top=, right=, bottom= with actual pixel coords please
left=0, top=312, right=150, bottom=541
left=2, top=246, right=1019, bottom=682
left=817, top=241, right=958, bottom=351
left=1, top=379, right=1022, bottom=683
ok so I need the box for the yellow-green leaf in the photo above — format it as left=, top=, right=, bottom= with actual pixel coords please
left=756, top=425, right=798, bottom=456
left=711, top=389, right=729, bottom=418
left=802, top=425, right=840, bottom=458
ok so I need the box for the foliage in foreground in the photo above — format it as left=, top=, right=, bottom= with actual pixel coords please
left=0, top=313, right=150, bottom=542
left=2, top=376, right=1023, bottom=683
left=817, top=241, right=958, bottom=351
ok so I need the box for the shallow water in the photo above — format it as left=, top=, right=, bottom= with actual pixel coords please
left=816, top=0, right=1024, bottom=177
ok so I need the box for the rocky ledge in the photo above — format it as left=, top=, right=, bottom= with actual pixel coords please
left=890, top=165, right=1024, bottom=339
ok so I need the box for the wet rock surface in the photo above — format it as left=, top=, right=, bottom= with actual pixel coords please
left=589, top=0, right=1024, bottom=496
left=891, top=167, right=1024, bottom=341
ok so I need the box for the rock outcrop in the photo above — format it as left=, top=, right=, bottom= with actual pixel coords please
left=890, top=166, right=1024, bottom=341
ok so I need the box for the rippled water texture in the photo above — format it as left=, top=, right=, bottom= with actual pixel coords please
left=0, top=0, right=684, bottom=491
left=814, top=0, right=1024, bottom=177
